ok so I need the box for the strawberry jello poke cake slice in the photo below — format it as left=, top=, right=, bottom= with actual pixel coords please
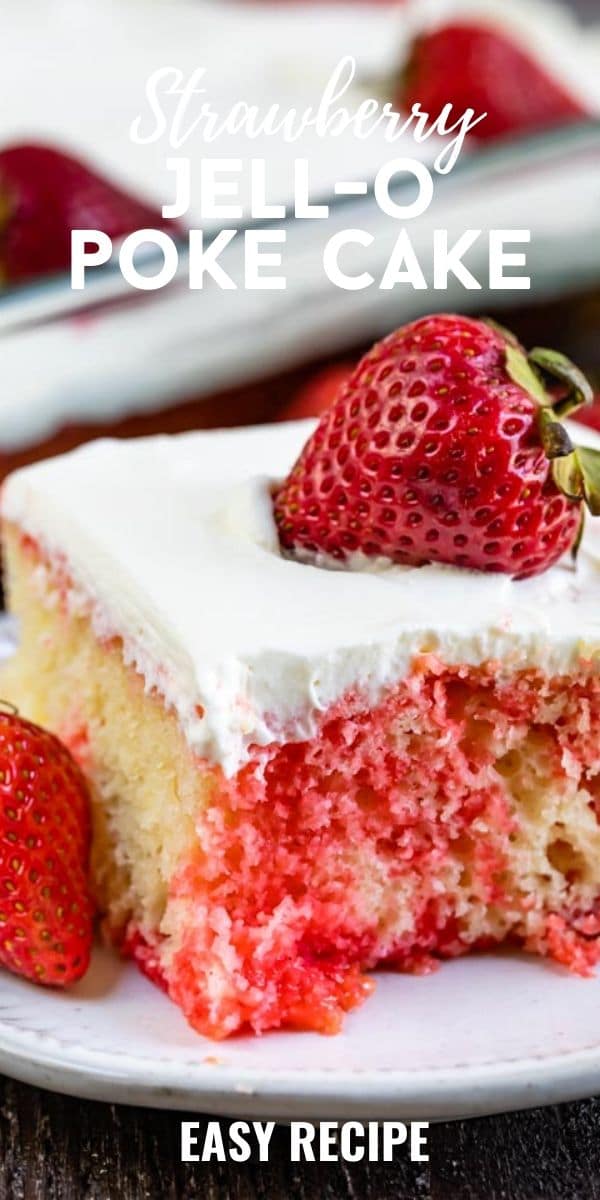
left=3, top=314, right=600, bottom=1039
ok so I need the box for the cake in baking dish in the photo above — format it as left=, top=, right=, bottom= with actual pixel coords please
left=3, top=313, right=600, bottom=1039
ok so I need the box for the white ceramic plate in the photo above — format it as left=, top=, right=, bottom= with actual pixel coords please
left=2, top=946, right=600, bottom=1119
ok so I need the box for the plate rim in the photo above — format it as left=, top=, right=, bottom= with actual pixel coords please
left=2, top=963, right=600, bottom=1119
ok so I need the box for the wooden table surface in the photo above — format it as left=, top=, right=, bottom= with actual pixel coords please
left=1, top=1077, right=600, bottom=1200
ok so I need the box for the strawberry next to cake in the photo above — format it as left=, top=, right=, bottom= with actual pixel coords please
left=3, top=314, right=600, bottom=1040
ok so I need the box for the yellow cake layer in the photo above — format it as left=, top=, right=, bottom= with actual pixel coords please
left=1, top=524, right=207, bottom=948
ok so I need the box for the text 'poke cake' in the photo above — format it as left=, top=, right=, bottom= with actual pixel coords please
left=3, top=314, right=600, bottom=1039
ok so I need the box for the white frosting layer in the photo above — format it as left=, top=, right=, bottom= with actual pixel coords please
left=3, top=420, right=600, bottom=775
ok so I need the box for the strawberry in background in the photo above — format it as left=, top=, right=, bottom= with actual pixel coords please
left=397, top=21, right=590, bottom=142
left=0, top=143, right=180, bottom=287
left=278, top=361, right=355, bottom=421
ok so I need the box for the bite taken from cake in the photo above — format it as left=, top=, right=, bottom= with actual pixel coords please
left=2, top=313, right=600, bottom=1040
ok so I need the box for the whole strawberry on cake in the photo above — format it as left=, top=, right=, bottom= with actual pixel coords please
left=3, top=314, right=600, bottom=1039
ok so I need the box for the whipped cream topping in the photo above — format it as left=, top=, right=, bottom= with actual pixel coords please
left=3, top=419, right=600, bottom=775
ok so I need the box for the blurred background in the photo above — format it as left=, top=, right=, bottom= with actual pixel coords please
left=0, top=0, right=599, bottom=482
